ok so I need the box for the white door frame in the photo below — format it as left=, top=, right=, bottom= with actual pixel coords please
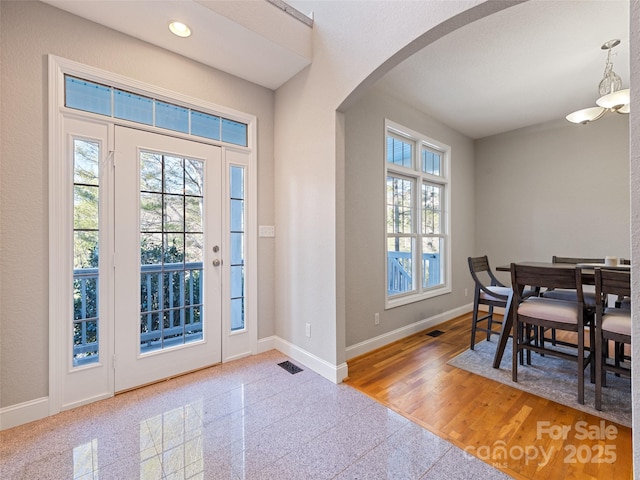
left=48, top=55, right=258, bottom=414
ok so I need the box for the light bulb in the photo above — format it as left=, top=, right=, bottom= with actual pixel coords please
left=169, top=21, right=191, bottom=38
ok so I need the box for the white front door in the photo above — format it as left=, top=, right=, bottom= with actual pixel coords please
left=113, top=126, right=222, bottom=392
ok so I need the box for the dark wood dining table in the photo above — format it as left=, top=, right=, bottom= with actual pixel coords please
left=490, top=261, right=629, bottom=369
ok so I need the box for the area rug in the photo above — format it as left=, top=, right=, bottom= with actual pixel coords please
left=447, top=340, right=631, bottom=427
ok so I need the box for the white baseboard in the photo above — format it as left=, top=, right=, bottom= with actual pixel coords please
left=223, top=351, right=253, bottom=363
left=257, top=335, right=277, bottom=354
left=62, top=392, right=113, bottom=412
left=0, top=396, right=49, bottom=431
left=274, top=337, right=348, bottom=384
left=2, top=311, right=472, bottom=431
left=345, top=303, right=473, bottom=360
left=258, top=335, right=348, bottom=383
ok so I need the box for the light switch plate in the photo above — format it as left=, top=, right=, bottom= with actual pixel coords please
left=259, top=225, right=275, bottom=237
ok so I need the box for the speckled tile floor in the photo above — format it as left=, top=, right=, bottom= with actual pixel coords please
left=0, top=350, right=512, bottom=479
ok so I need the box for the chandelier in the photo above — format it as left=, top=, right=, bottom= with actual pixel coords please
left=566, top=39, right=630, bottom=124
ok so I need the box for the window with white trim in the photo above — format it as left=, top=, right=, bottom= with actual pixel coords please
left=65, top=76, right=248, bottom=147
left=385, top=120, right=451, bottom=307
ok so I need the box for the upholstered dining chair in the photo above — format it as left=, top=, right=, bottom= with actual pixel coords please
left=594, top=268, right=631, bottom=411
left=511, top=263, right=594, bottom=405
left=467, top=256, right=512, bottom=350
left=615, top=258, right=631, bottom=309
left=541, top=256, right=604, bottom=346
left=541, top=256, right=604, bottom=305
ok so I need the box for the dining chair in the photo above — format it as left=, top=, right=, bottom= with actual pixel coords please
left=511, top=263, right=594, bottom=405
left=615, top=258, right=631, bottom=309
left=467, top=256, right=512, bottom=350
left=594, top=267, right=631, bottom=411
left=541, top=256, right=604, bottom=305
left=541, top=256, right=603, bottom=346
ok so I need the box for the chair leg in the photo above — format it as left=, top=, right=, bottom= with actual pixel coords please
left=512, top=320, right=520, bottom=383
left=614, top=341, right=623, bottom=377
left=602, top=339, right=609, bottom=387
left=589, top=323, right=596, bottom=384
left=524, top=324, right=533, bottom=365
left=486, top=306, right=494, bottom=341
left=470, top=303, right=479, bottom=350
left=595, top=330, right=603, bottom=411
left=578, top=324, right=585, bottom=405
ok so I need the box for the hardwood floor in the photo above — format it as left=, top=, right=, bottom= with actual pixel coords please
left=344, top=313, right=632, bottom=479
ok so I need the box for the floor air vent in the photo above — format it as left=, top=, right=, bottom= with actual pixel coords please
left=427, top=330, right=445, bottom=337
left=278, top=361, right=304, bottom=374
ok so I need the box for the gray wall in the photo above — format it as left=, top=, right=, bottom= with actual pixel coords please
left=475, top=114, right=630, bottom=285
left=344, top=89, right=630, bottom=350
left=344, top=88, right=476, bottom=347
left=0, top=1, right=276, bottom=408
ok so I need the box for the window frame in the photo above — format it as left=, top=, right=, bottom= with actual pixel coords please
left=384, top=119, right=451, bottom=309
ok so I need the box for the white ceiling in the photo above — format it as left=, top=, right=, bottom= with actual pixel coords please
left=42, top=0, right=629, bottom=139
left=374, top=0, right=630, bottom=139
left=42, top=0, right=313, bottom=90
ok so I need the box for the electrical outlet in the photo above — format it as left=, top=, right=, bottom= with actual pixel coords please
left=259, top=225, right=275, bottom=237
left=305, top=323, right=311, bottom=337
left=374, top=312, right=380, bottom=325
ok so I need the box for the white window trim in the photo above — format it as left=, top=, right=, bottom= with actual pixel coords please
left=48, top=55, right=258, bottom=414
left=384, top=119, right=452, bottom=310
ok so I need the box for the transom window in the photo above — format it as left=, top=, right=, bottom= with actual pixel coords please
left=385, top=120, right=451, bottom=307
left=65, top=76, right=248, bottom=147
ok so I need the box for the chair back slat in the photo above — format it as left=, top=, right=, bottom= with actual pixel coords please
left=469, top=256, right=490, bottom=274
left=468, top=255, right=504, bottom=289
left=511, top=263, right=579, bottom=291
left=552, top=255, right=605, bottom=264
left=511, top=263, right=583, bottom=306
left=595, top=268, right=631, bottom=299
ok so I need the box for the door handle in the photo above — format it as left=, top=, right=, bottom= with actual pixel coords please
left=212, top=259, right=222, bottom=267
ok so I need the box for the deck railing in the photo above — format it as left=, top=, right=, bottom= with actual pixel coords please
left=387, top=252, right=441, bottom=296
left=73, top=261, right=204, bottom=365
left=73, top=267, right=99, bottom=366
left=139, top=262, right=204, bottom=353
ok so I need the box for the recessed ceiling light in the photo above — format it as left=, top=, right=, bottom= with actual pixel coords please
left=169, top=21, right=191, bottom=38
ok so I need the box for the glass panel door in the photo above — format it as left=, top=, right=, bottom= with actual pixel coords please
left=114, top=126, right=222, bottom=392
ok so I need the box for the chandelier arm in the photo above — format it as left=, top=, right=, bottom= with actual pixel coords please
left=567, top=39, right=627, bottom=125
left=590, top=108, right=608, bottom=122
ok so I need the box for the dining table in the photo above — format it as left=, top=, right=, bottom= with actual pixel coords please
left=490, top=261, right=630, bottom=369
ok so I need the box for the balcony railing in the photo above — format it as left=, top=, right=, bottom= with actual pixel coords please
left=73, top=267, right=99, bottom=367
left=73, top=261, right=204, bottom=366
left=139, top=262, right=204, bottom=354
left=388, top=252, right=441, bottom=296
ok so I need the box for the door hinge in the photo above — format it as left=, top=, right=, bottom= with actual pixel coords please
left=113, top=354, right=116, bottom=370
left=112, top=253, right=116, bottom=269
